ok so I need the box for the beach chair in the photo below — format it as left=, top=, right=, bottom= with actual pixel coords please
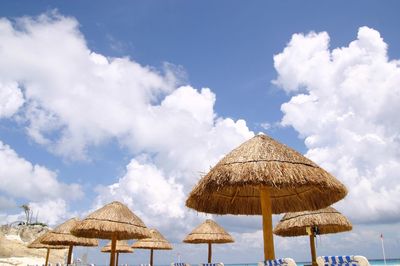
left=258, top=258, right=297, bottom=266
left=198, top=263, right=224, bottom=266
left=171, top=263, right=191, bottom=266
left=317, top=256, right=370, bottom=266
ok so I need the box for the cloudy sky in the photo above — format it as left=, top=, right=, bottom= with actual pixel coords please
left=1, top=1, right=399, bottom=265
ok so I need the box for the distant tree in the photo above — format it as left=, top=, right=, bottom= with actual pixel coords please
left=20, top=204, right=32, bottom=225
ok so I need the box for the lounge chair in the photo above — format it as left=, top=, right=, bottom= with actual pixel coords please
left=198, top=263, right=224, bottom=266
left=258, top=258, right=297, bottom=266
left=317, top=256, right=370, bottom=266
left=171, top=263, right=191, bottom=266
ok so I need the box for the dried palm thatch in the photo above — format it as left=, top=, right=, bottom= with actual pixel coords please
left=71, top=201, right=151, bottom=240
left=186, top=134, right=347, bottom=215
left=28, top=232, right=67, bottom=249
left=183, top=219, right=234, bottom=244
left=131, top=229, right=172, bottom=250
left=41, top=218, right=98, bottom=246
left=273, top=206, right=352, bottom=237
left=101, top=240, right=134, bottom=253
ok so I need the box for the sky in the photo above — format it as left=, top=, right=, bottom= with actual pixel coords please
left=0, top=0, right=400, bottom=265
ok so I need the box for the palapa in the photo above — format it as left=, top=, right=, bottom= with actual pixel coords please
left=274, top=207, right=352, bottom=266
left=186, top=134, right=347, bottom=260
left=183, top=219, right=234, bottom=263
left=41, top=217, right=98, bottom=265
left=71, top=201, right=151, bottom=266
left=131, top=229, right=172, bottom=266
left=102, top=240, right=133, bottom=266
left=28, top=232, right=67, bottom=266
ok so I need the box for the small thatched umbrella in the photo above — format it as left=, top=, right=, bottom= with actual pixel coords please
left=274, top=206, right=352, bottom=266
left=71, top=201, right=151, bottom=266
left=183, top=219, right=234, bottom=263
left=101, top=240, right=134, bottom=266
left=41, top=217, right=98, bottom=265
left=186, top=134, right=347, bottom=260
left=131, top=229, right=172, bottom=266
left=28, top=232, right=67, bottom=266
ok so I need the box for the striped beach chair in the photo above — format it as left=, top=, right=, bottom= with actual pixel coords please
left=198, top=263, right=224, bottom=266
left=171, top=263, right=191, bottom=266
left=258, top=258, right=297, bottom=266
left=317, top=256, right=370, bottom=266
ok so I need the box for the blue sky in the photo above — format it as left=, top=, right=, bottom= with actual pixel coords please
left=0, top=1, right=400, bottom=265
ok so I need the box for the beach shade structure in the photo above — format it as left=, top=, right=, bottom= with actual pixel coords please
left=71, top=201, right=151, bottom=266
left=186, top=134, right=348, bottom=261
left=183, top=219, right=234, bottom=263
left=131, top=229, right=173, bottom=266
left=41, top=217, right=99, bottom=265
left=28, top=231, right=67, bottom=266
left=101, top=240, right=134, bottom=266
left=274, top=207, right=352, bottom=266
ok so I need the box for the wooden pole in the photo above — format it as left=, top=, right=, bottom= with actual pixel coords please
left=110, top=235, right=117, bottom=266
left=309, top=233, right=317, bottom=266
left=45, top=248, right=50, bottom=266
left=260, top=187, right=275, bottom=260
left=67, top=245, right=73, bottom=265
left=150, top=248, right=154, bottom=266
left=208, top=242, right=212, bottom=263
left=116, top=252, right=120, bottom=266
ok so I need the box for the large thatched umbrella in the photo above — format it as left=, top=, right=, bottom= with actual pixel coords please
left=274, top=206, right=352, bottom=266
left=131, top=229, right=172, bottom=266
left=183, top=219, right=234, bottom=263
left=101, top=240, right=134, bottom=266
left=28, top=231, right=67, bottom=266
left=41, top=217, right=98, bottom=265
left=71, top=201, right=151, bottom=266
left=186, top=134, right=347, bottom=260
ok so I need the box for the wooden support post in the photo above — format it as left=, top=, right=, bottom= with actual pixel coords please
left=260, top=187, right=275, bottom=261
left=310, top=233, right=317, bottom=266
left=67, top=245, right=73, bottom=265
left=45, top=248, right=50, bottom=266
left=150, top=249, right=154, bottom=266
left=116, top=252, right=120, bottom=266
left=110, top=235, right=117, bottom=266
left=208, top=242, right=212, bottom=263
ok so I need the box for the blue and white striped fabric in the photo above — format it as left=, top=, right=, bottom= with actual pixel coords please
left=322, top=256, right=357, bottom=266
left=264, top=259, right=285, bottom=266
left=200, top=263, right=222, bottom=266
left=173, top=263, right=187, bottom=266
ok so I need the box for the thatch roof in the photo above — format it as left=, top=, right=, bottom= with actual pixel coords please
left=131, top=229, right=172, bottom=250
left=28, top=232, right=67, bottom=249
left=101, top=240, right=134, bottom=253
left=273, top=206, right=352, bottom=237
left=183, top=219, right=234, bottom=244
left=41, top=218, right=98, bottom=246
left=71, top=201, right=151, bottom=240
left=186, top=134, right=347, bottom=215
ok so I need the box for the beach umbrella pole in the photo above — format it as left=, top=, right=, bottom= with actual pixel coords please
left=208, top=242, right=212, bottom=263
left=45, top=248, right=50, bottom=266
left=260, top=187, right=275, bottom=260
left=150, top=248, right=154, bottom=266
left=309, top=233, right=317, bottom=266
left=117, top=252, right=119, bottom=266
left=110, top=235, right=117, bottom=266
left=67, top=245, right=73, bottom=265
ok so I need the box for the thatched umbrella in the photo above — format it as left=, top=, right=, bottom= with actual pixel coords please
left=41, top=217, right=98, bottom=265
left=101, top=240, right=133, bottom=266
left=183, top=219, right=234, bottom=263
left=28, top=231, right=67, bottom=266
left=186, top=134, right=347, bottom=260
left=71, top=201, right=151, bottom=266
left=274, top=206, right=352, bottom=266
left=131, top=229, right=172, bottom=266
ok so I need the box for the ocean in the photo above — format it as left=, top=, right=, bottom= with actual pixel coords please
left=221, top=259, right=400, bottom=266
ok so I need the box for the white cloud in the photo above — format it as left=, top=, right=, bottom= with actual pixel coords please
left=0, top=81, right=24, bottom=118
left=273, top=26, right=400, bottom=224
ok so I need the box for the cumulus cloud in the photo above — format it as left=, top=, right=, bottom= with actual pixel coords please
left=273, top=26, right=400, bottom=224
left=0, top=81, right=24, bottom=118
left=0, top=140, right=83, bottom=201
